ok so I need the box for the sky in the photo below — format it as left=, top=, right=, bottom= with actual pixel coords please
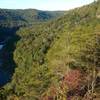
left=0, top=0, right=94, bottom=11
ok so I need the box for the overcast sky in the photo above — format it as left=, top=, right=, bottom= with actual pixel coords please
left=0, top=0, right=94, bottom=11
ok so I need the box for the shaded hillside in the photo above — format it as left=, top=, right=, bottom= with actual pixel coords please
left=0, top=9, right=65, bottom=41
left=0, top=9, right=65, bottom=27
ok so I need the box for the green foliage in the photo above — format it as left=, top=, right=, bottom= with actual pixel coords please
left=0, top=0, right=100, bottom=99
left=0, top=9, right=65, bottom=27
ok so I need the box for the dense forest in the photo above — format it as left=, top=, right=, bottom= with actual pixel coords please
left=0, top=0, right=100, bottom=100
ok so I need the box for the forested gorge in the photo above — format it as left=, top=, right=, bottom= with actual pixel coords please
left=0, top=0, right=100, bottom=100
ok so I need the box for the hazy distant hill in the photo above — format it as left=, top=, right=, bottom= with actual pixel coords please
left=0, top=9, right=65, bottom=41
left=0, top=9, right=65, bottom=27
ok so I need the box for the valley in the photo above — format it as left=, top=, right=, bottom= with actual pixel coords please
left=0, top=0, right=100, bottom=100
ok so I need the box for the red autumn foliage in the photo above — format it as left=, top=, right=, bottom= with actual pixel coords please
left=62, top=70, right=82, bottom=90
left=41, top=85, right=57, bottom=100
left=41, top=70, right=83, bottom=100
left=49, top=85, right=57, bottom=96
left=41, top=96, right=53, bottom=100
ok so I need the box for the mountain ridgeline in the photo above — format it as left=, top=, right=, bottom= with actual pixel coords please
left=0, top=9, right=65, bottom=41
left=0, top=0, right=100, bottom=100
left=0, top=9, right=65, bottom=27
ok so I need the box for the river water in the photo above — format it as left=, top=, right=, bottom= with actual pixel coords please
left=0, top=44, right=10, bottom=86
left=0, top=45, right=3, bottom=50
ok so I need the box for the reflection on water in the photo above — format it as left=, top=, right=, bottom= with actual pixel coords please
left=0, top=45, right=3, bottom=50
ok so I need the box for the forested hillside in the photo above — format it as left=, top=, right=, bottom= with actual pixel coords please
left=0, top=9, right=64, bottom=41
left=0, top=0, right=100, bottom=100
left=0, top=9, right=64, bottom=87
left=0, top=9, right=65, bottom=26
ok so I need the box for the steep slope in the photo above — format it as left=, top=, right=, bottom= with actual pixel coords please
left=0, top=9, right=65, bottom=87
left=46, top=0, right=100, bottom=73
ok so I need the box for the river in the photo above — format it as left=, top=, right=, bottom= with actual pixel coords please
left=0, top=45, right=3, bottom=50
left=0, top=44, right=10, bottom=86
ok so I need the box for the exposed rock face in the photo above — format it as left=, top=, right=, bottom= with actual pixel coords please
left=96, top=14, right=100, bottom=18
